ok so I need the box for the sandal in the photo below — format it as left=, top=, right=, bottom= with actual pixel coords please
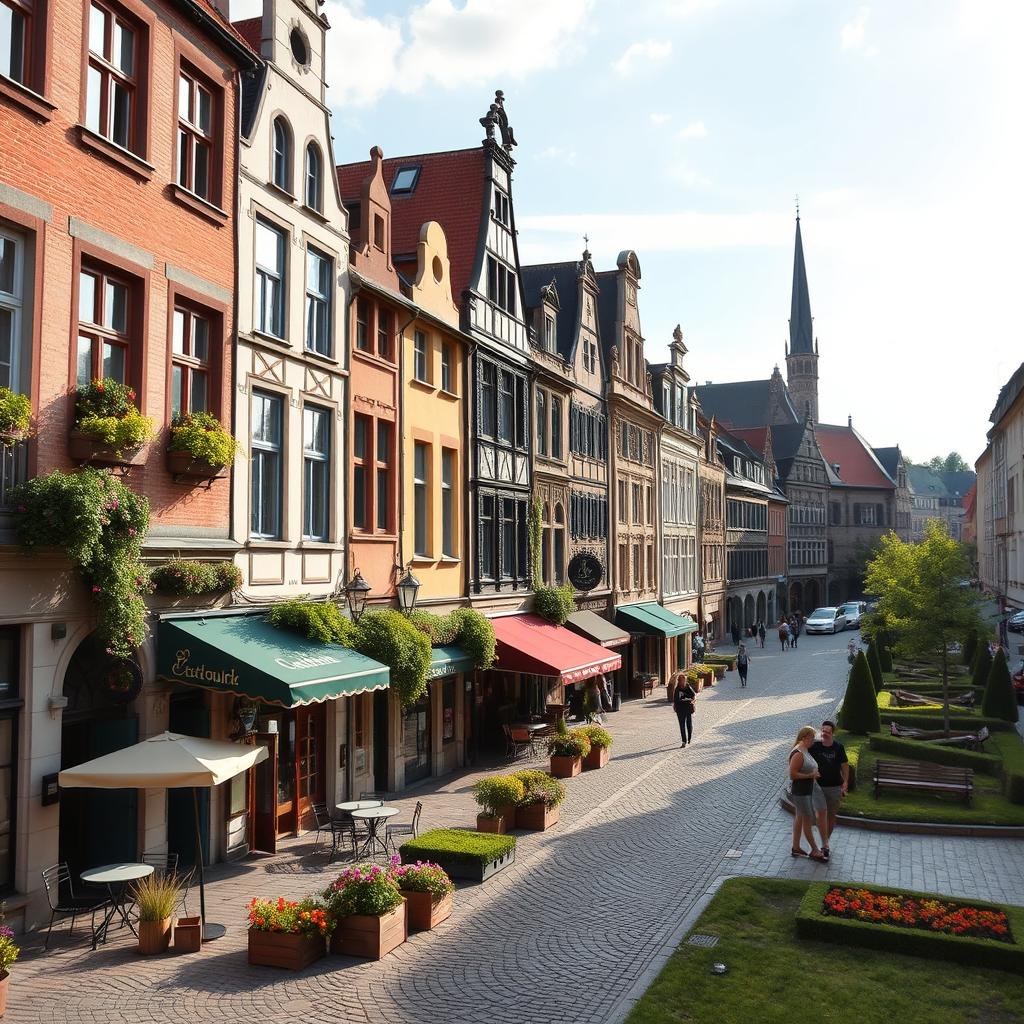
left=790, top=847, right=807, bottom=858
left=808, top=850, right=827, bottom=863
left=822, top=846, right=830, bottom=859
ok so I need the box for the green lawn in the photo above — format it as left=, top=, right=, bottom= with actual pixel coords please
left=838, top=729, right=1024, bottom=826
left=626, top=878, right=1024, bottom=1024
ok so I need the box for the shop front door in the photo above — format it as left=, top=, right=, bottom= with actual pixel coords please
left=403, top=696, right=431, bottom=786
left=295, top=704, right=325, bottom=832
left=257, top=705, right=326, bottom=838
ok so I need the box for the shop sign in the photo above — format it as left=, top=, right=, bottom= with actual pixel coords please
left=568, top=552, right=604, bottom=592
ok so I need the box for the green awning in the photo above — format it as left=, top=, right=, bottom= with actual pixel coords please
left=616, top=602, right=699, bottom=638
left=426, top=645, right=475, bottom=680
left=157, top=613, right=389, bottom=707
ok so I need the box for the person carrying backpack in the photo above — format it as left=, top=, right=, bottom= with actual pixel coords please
left=737, top=644, right=750, bottom=687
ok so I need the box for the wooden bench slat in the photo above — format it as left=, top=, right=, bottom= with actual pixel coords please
left=873, top=759, right=973, bottom=804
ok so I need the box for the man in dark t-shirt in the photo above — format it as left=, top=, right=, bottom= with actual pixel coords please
left=809, top=720, right=849, bottom=846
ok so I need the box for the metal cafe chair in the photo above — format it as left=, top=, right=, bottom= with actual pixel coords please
left=386, top=801, right=423, bottom=853
left=311, top=803, right=354, bottom=860
left=41, top=863, right=112, bottom=950
left=139, top=852, right=194, bottom=917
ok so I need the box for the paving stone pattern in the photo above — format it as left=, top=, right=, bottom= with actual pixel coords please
left=14, top=632, right=1023, bottom=1024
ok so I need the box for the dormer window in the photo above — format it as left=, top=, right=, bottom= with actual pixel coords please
left=373, top=213, right=384, bottom=250
left=390, top=166, right=420, bottom=194
left=272, top=116, right=291, bottom=191
left=543, top=315, right=554, bottom=352
left=494, top=189, right=510, bottom=226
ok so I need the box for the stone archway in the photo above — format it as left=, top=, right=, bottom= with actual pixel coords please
left=756, top=592, right=767, bottom=625
left=789, top=581, right=803, bottom=616
left=743, top=594, right=755, bottom=628
left=804, top=579, right=820, bottom=612
left=828, top=580, right=843, bottom=606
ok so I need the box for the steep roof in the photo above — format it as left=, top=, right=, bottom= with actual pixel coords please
left=990, top=361, right=1024, bottom=427
left=789, top=215, right=814, bottom=355
left=728, top=426, right=769, bottom=456
left=694, top=379, right=798, bottom=429
left=231, top=15, right=261, bottom=51
left=238, top=63, right=267, bottom=140
left=594, top=270, right=619, bottom=352
left=872, top=446, right=901, bottom=481
left=816, top=423, right=894, bottom=489
left=908, top=465, right=949, bottom=498
left=940, top=470, right=976, bottom=498
left=520, top=260, right=581, bottom=362
left=337, top=148, right=485, bottom=309
left=768, top=420, right=809, bottom=461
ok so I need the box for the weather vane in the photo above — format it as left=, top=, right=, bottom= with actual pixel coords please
left=583, top=233, right=589, bottom=249
left=795, top=194, right=800, bottom=218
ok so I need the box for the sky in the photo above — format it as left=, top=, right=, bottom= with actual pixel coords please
left=236, top=0, right=1024, bottom=466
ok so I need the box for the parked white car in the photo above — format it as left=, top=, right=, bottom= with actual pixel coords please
left=840, top=601, right=866, bottom=628
left=805, top=607, right=848, bottom=634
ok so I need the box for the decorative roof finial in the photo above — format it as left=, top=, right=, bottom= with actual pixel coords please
left=795, top=193, right=800, bottom=220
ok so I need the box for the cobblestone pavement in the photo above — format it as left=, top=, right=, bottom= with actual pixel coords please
left=14, top=632, right=1023, bottom=1024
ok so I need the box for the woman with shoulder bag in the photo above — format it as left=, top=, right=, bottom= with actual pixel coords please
left=672, top=674, right=697, bottom=748
left=788, top=726, right=828, bottom=861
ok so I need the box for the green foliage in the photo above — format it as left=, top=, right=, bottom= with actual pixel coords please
left=982, top=647, right=1019, bottom=723
left=528, top=497, right=543, bottom=584
left=0, top=387, right=31, bottom=438
left=533, top=582, right=576, bottom=625
left=839, top=652, right=881, bottom=734
left=408, top=608, right=496, bottom=670
left=472, top=774, right=525, bottom=816
left=323, top=863, right=403, bottom=918
left=131, top=873, right=182, bottom=922
left=879, top=644, right=893, bottom=673
left=547, top=724, right=591, bottom=759
left=392, top=860, right=454, bottom=901
left=76, top=378, right=137, bottom=418
left=963, top=633, right=979, bottom=668
left=268, top=599, right=358, bottom=645
left=924, top=452, right=970, bottom=474
left=13, top=468, right=150, bottom=659
left=972, top=645, right=993, bottom=692
left=399, top=829, right=516, bottom=867
left=864, top=521, right=984, bottom=733
left=512, top=768, right=566, bottom=808
left=0, top=934, right=18, bottom=974
left=354, top=610, right=432, bottom=706
left=77, top=407, right=153, bottom=455
left=150, top=559, right=241, bottom=596
left=1005, top=773, right=1024, bottom=805
left=578, top=723, right=613, bottom=748
left=168, top=412, right=238, bottom=466
left=866, top=639, right=884, bottom=692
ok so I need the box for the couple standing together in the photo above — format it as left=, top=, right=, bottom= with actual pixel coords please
left=788, top=720, right=848, bottom=862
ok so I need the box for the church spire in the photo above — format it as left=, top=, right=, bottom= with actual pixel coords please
left=789, top=213, right=814, bottom=355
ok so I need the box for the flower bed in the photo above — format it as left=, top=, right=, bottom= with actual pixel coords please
left=796, top=881, right=1024, bottom=974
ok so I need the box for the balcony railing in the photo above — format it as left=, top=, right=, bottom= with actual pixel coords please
left=0, top=441, right=28, bottom=510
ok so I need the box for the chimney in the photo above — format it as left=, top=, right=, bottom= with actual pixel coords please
left=847, top=415, right=852, bottom=428
left=705, top=380, right=712, bottom=385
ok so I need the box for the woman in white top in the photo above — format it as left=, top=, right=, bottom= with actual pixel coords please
left=788, top=726, right=828, bottom=862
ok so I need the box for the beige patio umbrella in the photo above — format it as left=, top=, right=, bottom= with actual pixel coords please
left=59, top=731, right=268, bottom=940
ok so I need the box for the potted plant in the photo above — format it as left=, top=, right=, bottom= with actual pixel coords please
left=324, top=862, right=406, bottom=960
left=167, top=411, right=237, bottom=482
left=132, top=873, right=181, bottom=955
left=0, top=912, right=19, bottom=1017
left=546, top=720, right=590, bottom=778
left=69, top=378, right=152, bottom=467
left=247, top=896, right=332, bottom=970
left=0, top=388, right=31, bottom=445
left=472, top=774, right=524, bottom=834
left=513, top=769, right=565, bottom=831
left=692, top=663, right=715, bottom=688
left=399, top=830, right=516, bottom=883
left=579, top=724, right=613, bottom=770
left=392, top=858, right=454, bottom=932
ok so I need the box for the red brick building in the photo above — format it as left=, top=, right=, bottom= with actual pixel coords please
left=0, top=0, right=254, bottom=927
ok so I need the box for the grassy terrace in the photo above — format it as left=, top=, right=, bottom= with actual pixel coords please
left=626, top=878, right=1024, bottom=1024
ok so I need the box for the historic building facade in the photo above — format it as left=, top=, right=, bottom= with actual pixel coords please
left=696, top=409, right=726, bottom=640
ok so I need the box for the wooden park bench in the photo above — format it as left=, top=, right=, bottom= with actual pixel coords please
left=873, top=759, right=974, bottom=804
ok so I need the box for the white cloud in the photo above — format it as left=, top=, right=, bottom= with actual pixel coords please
left=841, top=6, right=879, bottom=56
left=322, top=0, right=594, bottom=107
left=613, top=39, right=673, bottom=76
left=539, top=145, right=578, bottom=165
left=650, top=113, right=673, bottom=125
left=660, top=0, right=719, bottom=17
left=678, top=119, right=707, bottom=139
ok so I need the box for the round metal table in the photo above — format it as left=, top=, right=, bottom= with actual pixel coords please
left=350, top=806, right=399, bottom=859
left=80, top=862, right=154, bottom=948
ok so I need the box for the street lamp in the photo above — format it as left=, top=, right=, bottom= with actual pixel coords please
left=396, top=565, right=422, bottom=616
left=344, top=569, right=371, bottom=623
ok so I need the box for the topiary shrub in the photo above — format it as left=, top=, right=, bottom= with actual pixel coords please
left=866, top=639, right=884, bottom=692
left=981, top=647, right=1019, bottom=723
left=971, top=644, right=993, bottom=693
left=1005, top=773, right=1024, bottom=805
left=879, top=644, right=893, bottom=673
left=839, top=652, right=881, bottom=734
left=168, top=412, right=238, bottom=466
left=533, top=583, right=576, bottom=625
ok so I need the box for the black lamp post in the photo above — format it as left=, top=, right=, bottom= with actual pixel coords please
left=396, top=565, right=422, bottom=616
left=345, top=569, right=371, bottom=623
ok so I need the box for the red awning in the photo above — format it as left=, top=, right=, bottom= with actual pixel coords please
left=490, top=614, right=622, bottom=683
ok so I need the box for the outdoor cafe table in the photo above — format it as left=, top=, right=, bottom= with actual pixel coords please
left=332, top=800, right=383, bottom=860
left=80, top=862, right=154, bottom=948
left=350, top=806, right=400, bottom=859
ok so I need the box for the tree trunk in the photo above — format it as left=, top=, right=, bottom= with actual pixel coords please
left=941, top=643, right=950, bottom=737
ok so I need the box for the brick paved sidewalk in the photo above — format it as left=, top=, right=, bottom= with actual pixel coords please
left=12, top=632, right=1022, bottom=1024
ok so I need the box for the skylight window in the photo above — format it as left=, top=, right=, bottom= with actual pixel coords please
left=391, top=166, right=420, bottom=194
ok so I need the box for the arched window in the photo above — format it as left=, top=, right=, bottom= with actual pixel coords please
left=305, top=142, right=322, bottom=212
left=553, top=504, right=566, bottom=585
left=272, top=117, right=291, bottom=191
left=541, top=502, right=552, bottom=586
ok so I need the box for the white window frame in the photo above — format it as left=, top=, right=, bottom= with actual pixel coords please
left=0, top=229, right=24, bottom=393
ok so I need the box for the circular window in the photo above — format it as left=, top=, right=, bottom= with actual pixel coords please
left=290, top=28, right=309, bottom=67
left=432, top=256, right=443, bottom=283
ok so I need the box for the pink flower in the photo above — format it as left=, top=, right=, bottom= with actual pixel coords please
left=128, top=528, right=137, bottom=536
left=91, top=585, right=101, bottom=593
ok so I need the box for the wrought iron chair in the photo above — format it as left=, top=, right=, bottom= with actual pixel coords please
left=386, top=801, right=422, bottom=853
left=140, top=852, right=194, bottom=917
left=41, top=863, right=112, bottom=950
left=311, top=803, right=354, bottom=861
left=503, top=724, right=533, bottom=761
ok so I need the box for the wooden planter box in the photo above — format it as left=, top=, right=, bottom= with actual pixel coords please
left=248, top=929, right=325, bottom=970
left=0, top=970, right=8, bottom=1018
left=330, top=900, right=406, bottom=960
left=476, top=813, right=509, bottom=834
left=549, top=754, right=581, bottom=778
left=68, top=430, right=146, bottom=469
left=174, top=916, right=202, bottom=953
left=712, top=664, right=726, bottom=680
left=137, top=916, right=172, bottom=955
left=402, top=889, right=453, bottom=932
left=697, top=670, right=714, bottom=688
left=167, top=449, right=229, bottom=484
left=583, top=744, right=609, bottom=770
left=516, top=801, right=560, bottom=832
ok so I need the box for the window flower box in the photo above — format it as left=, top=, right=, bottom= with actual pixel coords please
left=330, top=900, right=407, bottom=960
left=68, top=429, right=147, bottom=468
left=166, top=449, right=229, bottom=483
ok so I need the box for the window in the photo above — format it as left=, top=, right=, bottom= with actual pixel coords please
left=551, top=396, right=562, bottom=460
left=376, top=306, right=391, bottom=359
left=501, top=498, right=515, bottom=580
left=86, top=1, right=137, bottom=151
left=271, top=116, right=291, bottom=190
left=177, top=69, right=213, bottom=201
left=494, top=191, right=510, bottom=225
left=440, top=342, right=453, bottom=393
left=0, top=230, right=24, bottom=391
left=617, top=480, right=627, bottom=523
left=77, top=264, right=130, bottom=385
left=479, top=495, right=495, bottom=580
left=171, top=306, right=210, bottom=417
left=413, top=330, right=428, bottom=383
left=304, top=142, right=322, bottom=211
left=391, top=165, right=420, bottom=194
left=304, top=247, right=331, bottom=355
left=441, top=448, right=455, bottom=557
left=413, top=441, right=429, bottom=556
left=250, top=390, right=282, bottom=538
left=498, top=370, right=514, bottom=443
left=486, top=255, right=516, bottom=315
left=355, top=297, right=369, bottom=351
left=632, top=543, right=641, bottom=590
left=376, top=420, right=391, bottom=531
left=543, top=315, right=554, bottom=352
left=352, top=413, right=369, bottom=530
left=255, top=218, right=285, bottom=338
left=541, top=502, right=551, bottom=584
left=1, top=0, right=30, bottom=85
left=536, top=389, right=546, bottom=456
left=288, top=26, right=308, bottom=66
left=302, top=405, right=330, bottom=540
left=0, top=627, right=18, bottom=891
left=479, top=362, right=495, bottom=436
left=553, top=504, right=565, bottom=585
left=632, top=483, right=641, bottom=525
left=373, top=213, right=384, bottom=250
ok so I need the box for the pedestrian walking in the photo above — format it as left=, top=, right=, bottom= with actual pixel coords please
left=757, top=621, right=766, bottom=648
left=809, top=720, right=848, bottom=857
left=778, top=619, right=789, bottom=650
left=788, top=726, right=828, bottom=861
left=737, top=643, right=749, bottom=687
left=693, top=632, right=705, bottom=663
left=672, top=673, right=697, bottom=748
left=789, top=616, right=799, bottom=649
left=731, top=621, right=741, bottom=646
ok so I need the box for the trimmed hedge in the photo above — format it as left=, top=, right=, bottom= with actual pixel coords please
left=796, top=880, right=1024, bottom=974
left=838, top=652, right=880, bottom=734
left=1006, top=773, right=1024, bottom=806
left=868, top=734, right=1003, bottom=776
left=866, top=639, right=884, bottom=692
left=878, top=709, right=1017, bottom=733
left=399, top=829, right=515, bottom=866
left=983, top=648, right=1020, bottom=724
